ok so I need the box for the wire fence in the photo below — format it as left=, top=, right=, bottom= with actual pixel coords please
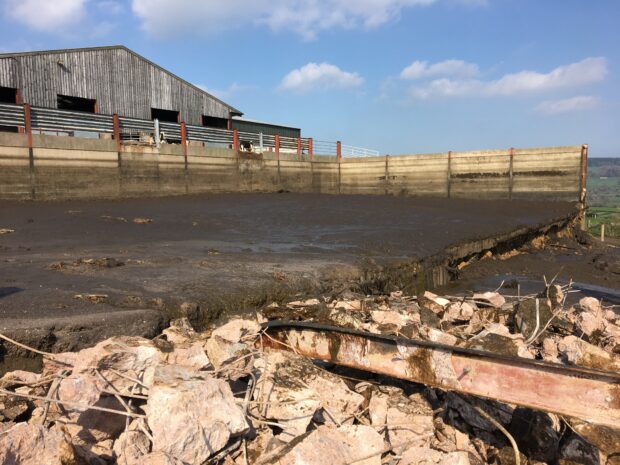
left=0, top=102, right=380, bottom=157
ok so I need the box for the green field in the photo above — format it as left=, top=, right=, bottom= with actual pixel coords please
left=586, top=158, right=620, bottom=238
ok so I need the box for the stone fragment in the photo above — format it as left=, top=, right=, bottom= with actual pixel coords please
left=205, top=318, right=260, bottom=369
left=541, top=337, right=559, bottom=362
left=257, top=424, right=383, bottom=465
left=146, top=365, right=249, bottom=464
left=472, top=292, right=505, bottom=308
left=577, top=310, right=605, bottom=337
left=515, top=298, right=553, bottom=340
left=178, top=302, right=202, bottom=327
left=287, top=298, right=320, bottom=308
left=0, top=393, right=30, bottom=422
left=370, top=310, right=415, bottom=328
left=443, top=302, right=475, bottom=322
left=0, top=370, right=41, bottom=387
left=114, top=428, right=151, bottom=465
left=138, top=452, right=185, bottom=465
left=333, top=299, right=362, bottom=311
left=161, top=318, right=197, bottom=344
left=0, top=423, right=78, bottom=465
left=386, top=392, right=434, bottom=450
left=558, top=335, right=620, bottom=371
left=399, top=448, right=470, bottom=465
left=166, top=342, right=210, bottom=369
left=253, top=350, right=364, bottom=439
left=579, top=296, right=602, bottom=315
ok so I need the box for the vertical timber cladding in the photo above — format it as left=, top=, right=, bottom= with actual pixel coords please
left=0, top=47, right=236, bottom=124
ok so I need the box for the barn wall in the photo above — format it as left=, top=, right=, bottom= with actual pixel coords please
left=0, top=48, right=234, bottom=124
left=0, top=133, right=585, bottom=202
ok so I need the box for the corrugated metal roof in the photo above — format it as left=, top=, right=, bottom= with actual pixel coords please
left=0, top=45, right=242, bottom=115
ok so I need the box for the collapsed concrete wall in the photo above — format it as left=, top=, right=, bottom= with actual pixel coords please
left=0, top=132, right=585, bottom=201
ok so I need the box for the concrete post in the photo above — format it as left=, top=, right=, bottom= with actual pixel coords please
left=308, top=138, right=313, bottom=157
left=154, top=118, right=160, bottom=148
left=601, top=224, right=605, bottom=242
left=259, top=132, right=264, bottom=153
left=336, top=141, right=342, bottom=160
left=275, top=134, right=280, bottom=159
left=297, top=137, right=302, bottom=158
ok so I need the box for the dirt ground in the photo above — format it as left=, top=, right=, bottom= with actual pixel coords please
left=0, top=192, right=583, bottom=361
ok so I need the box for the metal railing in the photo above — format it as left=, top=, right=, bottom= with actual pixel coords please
left=342, top=144, right=380, bottom=157
left=0, top=102, right=378, bottom=157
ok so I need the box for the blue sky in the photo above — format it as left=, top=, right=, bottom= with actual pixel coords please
left=1, top=0, right=618, bottom=156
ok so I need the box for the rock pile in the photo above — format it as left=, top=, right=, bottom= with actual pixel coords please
left=0, top=284, right=618, bottom=465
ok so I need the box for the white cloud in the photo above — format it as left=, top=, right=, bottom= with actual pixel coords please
left=130, top=0, right=470, bottom=39
left=4, top=0, right=88, bottom=31
left=535, top=95, right=600, bottom=115
left=280, top=62, right=363, bottom=93
left=410, top=57, right=608, bottom=99
left=400, top=59, right=479, bottom=80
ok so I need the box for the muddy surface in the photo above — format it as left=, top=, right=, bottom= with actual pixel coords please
left=0, top=193, right=578, bottom=358
left=441, top=234, right=620, bottom=298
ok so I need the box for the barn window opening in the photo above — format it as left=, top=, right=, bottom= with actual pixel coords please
left=151, top=108, right=179, bottom=123
left=57, top=94, right=97, bottom=113
left=0, top=86, right=19, bottom=104
left=202, top=115, right=228, bottom=129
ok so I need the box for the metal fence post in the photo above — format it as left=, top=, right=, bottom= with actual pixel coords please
left=508, top=147, right=514, bottom=200
left=297, top=137, right=302, bottom=158
left=308, top=138, right=313, bottom=157
left=337, top=141, right=342, bottom=161
left=275, top=134, right=280, bottom=159
left=259, top=132, right=264, bottom=153
left=181, top=121, right=188, bottom=156
left=233, top=129, right=239, bottom=151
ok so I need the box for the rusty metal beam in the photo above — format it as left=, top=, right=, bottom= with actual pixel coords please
left=262, top=321, right=620, bottom=429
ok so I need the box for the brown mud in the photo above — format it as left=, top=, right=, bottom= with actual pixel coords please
left=0, top=192, right=590, bottom=371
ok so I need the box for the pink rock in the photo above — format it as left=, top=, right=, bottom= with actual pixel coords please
left=0, top=423, right=77, bottom=465
left=259, top=424, right=383, bottom=465
left=146, top=365, right=249, bottom=464
left=472, top=292, right=505, bottom=308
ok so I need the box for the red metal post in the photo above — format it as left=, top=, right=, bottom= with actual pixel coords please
left=297, top=137, right=302, bottom=158
left=232, top=129, right=239, bottom=151
left=181, top=122, right=188, bottom=156
left=308, top=138, right=313, bottom=156
left=23, top=103, right=33, bottom=149
left=227, top=117, right=232, bottom=130
left=112, top=114, right=121, bottom=152
left=15, top=88, right=22, bottom=104
left=275, top=134, right=280, bottom=159
left=336, top=141, right=342, bottom=160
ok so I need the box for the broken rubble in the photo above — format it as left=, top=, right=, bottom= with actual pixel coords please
left=0, top=423, right=78, bottom=465
left=146, top=365, right=249, bottom=464
left=254, top=350, right=364, bottom=439
left=257, top=424, right=383, bottom=465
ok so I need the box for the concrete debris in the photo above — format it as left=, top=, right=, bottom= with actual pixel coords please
left=253, top=350, right=364, bottom=439
left=132, top=217, right=153, bottom=224
left=146, top=365, right=249, bottom=464
left=258, top=424, right=384, bottom=465
left=0, top=287, right=617, bottom=465
left=472, top=291, right=505, bottom=308
left=74, top=293, right=109, bottom=303
left=0, top=423, right=78, bottom=465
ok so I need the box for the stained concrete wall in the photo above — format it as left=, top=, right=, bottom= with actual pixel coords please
left=0, top=133, right=585, bottom=202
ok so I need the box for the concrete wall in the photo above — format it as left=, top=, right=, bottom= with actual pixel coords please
left=0, top=133, right=585, bottom=202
